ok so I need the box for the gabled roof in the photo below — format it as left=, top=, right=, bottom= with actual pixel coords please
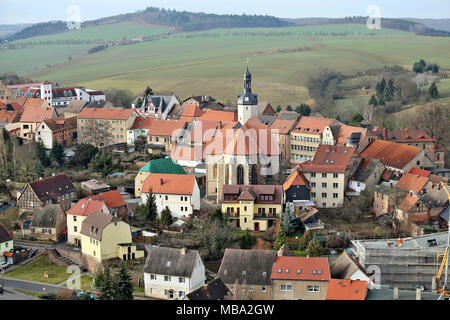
left=271, top=256, right=331, bottom=281
left=27, top=174, right=75, bottom=203
left=330, top=251, right=368, bottom=279
left=360, top=140, right=422, bottom=169
left=78, top=107, right=136, bottom=120
left=42, top=116, right=77, bottom=132
left=80, top=211, right=118, bottom=241
left=130, top=116, right=154, bottom=129
left=292, top=116, right=337, bottom=135
left=146, top=119, right=186, bottom=136
left=396, top=173, right=429, bottom=194
left=299, top=145, right=357, bottom=173
left=409, top=167, right=431, bottom=177
left=32, top=204, right=64, bottom=228
left=283, top=167, right=310, bottom=191
left=336, top=124, right=367, bottom=146
left=181, top=104, right=205, bottom=119
left=0, top=223, right=13, bottom=243
left=382, top=128, right=434, bottom=143
left=95, top=190, right=127, bottom=209
left=269, top=118, right=298, bottom=135
left=139, top=158, right=186, bottom=174
left=257, top=102, right=276, bottom=116
left=0, top=109, right=18, bottom=123
left=199, top=110, right=238, bottom=122
left=398, top=194, right=420, bottom=212
left=218, top=249, right=276, bottom=285
left=143, top=247, right=200, bottom=278
left=326, top=279, right=367, bottom=300
left=66, top=198, right=106, bottom=216
left=222, top=185, right=283, bottom=204
left=20, top=102, right=55, bottom=123
left=142, top=173, right=196, bottom=195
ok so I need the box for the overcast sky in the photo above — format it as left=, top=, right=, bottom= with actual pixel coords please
left=1, top=0, right=450, bottom=24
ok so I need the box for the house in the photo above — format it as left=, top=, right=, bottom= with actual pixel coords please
left=271, top=256, right=331, bottom=300
left=35, top=116, right=77, bottom=149
left=90, top=189, right=128, bottom=217
left=329, top=251, right=375, bottom=289
left=199, top=110, right=238, bottom=123
left=80, top=211, right=144, bottom=264
left=348, top=158, right=385, bottom=197
left=19, top=99, right=55, bottom=140
left=143, top=247, right=206, bottom=300
left=0, top=109, right=19, bottom=127
left=359, top=139, right=435, bottom=174
left=395, top=194, right=445, bottom=227
left=218, top=249, right=276, bottom=300
left=373, top=184, right=408, bottom=217
left=283, top=166, right=311, bottom=203
left=185, top=278, right=232, bottom=300
left=66, top=197, right=110, bottom=247
left=269, top=118, right=299, bottom=162
left=334, top=124, right=367, bottom=147
left=396, top=171, right=449, bottom=203
left=221, top=184, right=283, bottom=231
left=0, top=223, right=13, bottom=264
left=297, top=145, right=360, bottom=208
left=374, top=127, right=445, bottom=168
left=146, top=119, right=187, bottom=152
left=135, top=158, right=186, bottom=197
left=141, top=173, right=200, bottom=218
left=257, top=102, right=277, bottom=116
left=139, top=94, right=179, bottom=119
left=126, top=116, right=154, bottom=146
left=179, top=104, right=205, bottom=122
left=80, top=179, right=111, bottom=195
left=181, top=95, right=225, bottom=112
left=17, top=174, right=76, bottom=213
left=326, top=279, right=367, bottom=300
left=77, top=107, right=139, bottom=147
left=0, top=81, right=13, bottom=100
left=30, top=204, right=66, bottom=241
left=290, top=116, right=338, bottom=163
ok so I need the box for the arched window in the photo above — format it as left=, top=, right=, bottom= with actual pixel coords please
left=237, top=165, right=244, bottom=185
left=213, top=164, right=218, bottom=179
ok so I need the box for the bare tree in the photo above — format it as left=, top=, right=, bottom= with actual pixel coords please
left=417, top=103, right=449, bottom=143
left=84, top=120, right=113, bottom=148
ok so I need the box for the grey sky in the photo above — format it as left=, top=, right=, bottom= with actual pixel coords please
left=1, top=0, right=449, bottom=24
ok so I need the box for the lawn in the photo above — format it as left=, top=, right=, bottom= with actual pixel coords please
left=64, top=275, right=94, bottom=290
left=6, top=255, right=71, bottom=285
left=1, top=23, right=449, bottom=108
left=293, top=250, right=307, bottom=257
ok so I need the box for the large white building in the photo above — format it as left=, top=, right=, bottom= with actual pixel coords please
left=141, top=173, right=200, bottom=218
left=143, top=247, right=206, bottom=300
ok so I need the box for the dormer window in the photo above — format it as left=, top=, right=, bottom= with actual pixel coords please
left=224, top=270, right=228, bottom=275
left=242, top=271, right=246, bottom=276
left=277, top=268, right=282, bottom=273
left=312, top=270, right=317, bottom=274
left=167, top=261, right=171, bottom=267
left=297, top=269, right=301, bottom=274
left=285, top=269, right=290, bottom=274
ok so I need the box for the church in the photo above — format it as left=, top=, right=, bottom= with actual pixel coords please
left=205, top=67, right=281, bottom=201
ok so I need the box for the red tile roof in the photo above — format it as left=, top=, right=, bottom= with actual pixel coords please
left=78, top=107, right=137, bottom=120
left=142, top=173, right=196, bottom=195
left=96, top=189, right=126, bottom=208
left=171, top=144, right=205, bottom=161
left=360, top=140, right=422, bottom=169
left=0, top=110, right=18, bottom=123
left=381, top=128, right=434, bottom=143
left=20, top=101, right=55, bottom=123
left=146, top=119, right=186, bottom=137
left=398, top=194, right=420, bottom=212
left=292, top=116, right=337, bottom=135
left=299, top=144, right=357, bottom=173
left=189, top=120, right=219, bottom=144
left=271, top=256, right=331, bottom=281
left=66, top=198, right=106, bottom=216
left=222, top=185, right=283, bottom=204
left=336, top=125, right=367, bottom=145
left=409, top=167, right=431, bottom=177
left=283, top=167, right=310, bottom=191
left=199, top=110, right=238, bottom=122
left=181, top=104, right=205, bottom=119
left=269, top=119, right=298, bottom=135
left=131, top=116, right=154, bottom=129
left=396, top=173, right=429, bottom=194
left=326, top=279, right=367, bottom=300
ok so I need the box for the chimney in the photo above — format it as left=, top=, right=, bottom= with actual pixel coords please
left=160, top=178, right=163, bottom=185
left=416, top=287, right=422, bottom=300
left=383, top=128, right=388, bottom=140
left=180, top=247, right=186, bottom=255
left=393, top=287, right=399, bottom=300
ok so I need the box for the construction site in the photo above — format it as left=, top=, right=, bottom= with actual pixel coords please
left=350, top=232, right=448, bottom=292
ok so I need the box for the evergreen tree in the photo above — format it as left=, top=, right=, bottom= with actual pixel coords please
left=306, top=238, right=322, bottom=257
left=368, top=94, right=378, bottom=106
left=300, top=230, right=313, bottom=250
left=295, top=103, right=311, bottom=116
left=94, top=267, right=105, bottom=289
left=70, top=143, right=98, bottom=168
left=89, top=151, right=113, bottom=178
left=350, top=112, right=364, bottom=126
left=144, top=86, right=153, bottom=97
left=113, top=262, right=134, bottom=300
left=50, top=141, right=65, bottom=165
left=136, top=190, right=158, bottom=223
left=384, top=79, right=395, bottom=102
left=99, top=266, right=114, bottom=300
left=282, top=204, right=300, bottom=235
left=428, top=83, right=439, bottom=99
left=276, top=105, right=282, bottom=112
left=35, top=142, right=50, bottom=167
left=239, top=230, right=255, bottom=249
left=273, top=223, right=286, bottom=251
left=286, top=105, right=293, bottom=111
left=375, top=78, right=386, bottom=97
left=160, top=208, right=173, bottom=226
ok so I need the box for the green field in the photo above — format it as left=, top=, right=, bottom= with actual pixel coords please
left=1, top=23, right=450, bottom=108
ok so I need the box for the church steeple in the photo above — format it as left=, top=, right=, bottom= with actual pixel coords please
left=244, top=66, right=252, bottom=94
left=237, top=63, right=259, bottom=125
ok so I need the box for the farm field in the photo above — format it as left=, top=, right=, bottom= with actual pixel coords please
left=1, top=24, right=450, bottom=109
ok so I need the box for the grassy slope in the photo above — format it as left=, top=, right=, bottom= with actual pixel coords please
left=6, top=255, right=70, bottom=284
left=2, top=24, right=450, bottom=109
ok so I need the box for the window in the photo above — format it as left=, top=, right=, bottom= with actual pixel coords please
left=333, top=193, right=338, bottom=198
left=333, top=183, right=338, bottom=188
left=333, top=173, right=338, bottom=178
left=73, top=215, right=77, bottom=221
left=322, top=173, right=327, bottom=178
left=311, top=182, right=316, bottom=188
left=311, top=173, right=316, bottom=178
left=249, top=285, right=254, bottom=291
left=179, top=277, right=185, bottom=283
left=280, top=284, right=293, bottom=291
left=311, top=192, right=316, bottom=198
left=262, top=285, right=267, bottom=292
left=322, top=193, right=327, bottom=198
left=322, top=182, right=327, bottom=188
left=164, top=276, right=171, bottom=282
left=74, top=226, right=77, bottom=232
left=307, top=286, right=320, bottom=292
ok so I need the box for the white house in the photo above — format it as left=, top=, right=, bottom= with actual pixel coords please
left=139, top=95, right=179, bottom=120
left=330, top=251, right=376, bottom=290
left=143, top=247, right=206, bottom=300
left=0, top=224, right=13, bottom=264
left=141, top=173, right=200, bottom=219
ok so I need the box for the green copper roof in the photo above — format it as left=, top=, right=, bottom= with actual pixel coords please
left=139, top=158, right=186, bottom=175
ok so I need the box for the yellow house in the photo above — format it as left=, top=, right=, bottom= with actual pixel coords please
left=221, top=185, right=283, bottom=231
left=80, top=212, right=144, bottom=262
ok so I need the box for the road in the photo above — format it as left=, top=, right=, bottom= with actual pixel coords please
left=0, top=288, right=36, bottom=300
left=3, top=278, right=61, bottom=294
